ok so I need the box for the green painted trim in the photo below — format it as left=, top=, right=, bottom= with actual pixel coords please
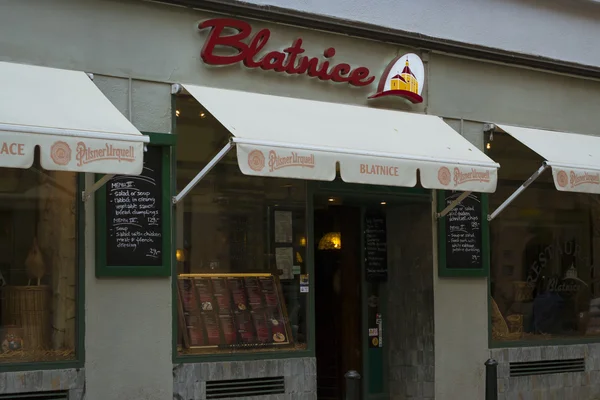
left=0, top=175, right=85, bottom=372
left=172, top=164, right=314, bottom=363
left=0, top=360, right=82, bottom=373
left=306, top=182, right=316, bottom=357
left=173, top=349, right=313, bottom=364
left=437, top=191, right=489, bottom=278
left=362, top=207, right=388, bottom=399
left=361, top=207, right=368, bottom=399
left=76, top=173, right=85, bottom=367
left=313, top=180, right=430, bottom=199
left=145, top=132, right=177, bottom=146
left=490, top=337, right=600, bottom=348
left=380, top=282, right=389, bottom=396
left=487, top=264, right=493, bottom=348
left=171, top=96, right=179, bottom=364
left=0, top=392, right=67, bottom=399
left=95, top=144, right=172, bottom=277
left=487, top=209, right=600, bottom=348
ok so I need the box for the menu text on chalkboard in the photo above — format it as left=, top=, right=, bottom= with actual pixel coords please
left=106, top=146, right=163, bottom=267
left=443, top=191, right=482, bottom=270
left=365, top=212, right=387, bottom=282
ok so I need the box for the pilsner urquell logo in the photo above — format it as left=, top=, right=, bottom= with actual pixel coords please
left=268, top=150, right=315, bottom=172
left=76, top=142, right=136, bottom=167
left=570, top=170, right=600, bottom=187
left=453, top=167, right=491, bottom=186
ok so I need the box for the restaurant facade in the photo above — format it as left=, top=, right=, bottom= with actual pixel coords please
left=1, top=1, right=600, bottom=400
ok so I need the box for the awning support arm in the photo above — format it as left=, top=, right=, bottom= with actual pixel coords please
left=172, top=141, right=234, bottom=205
left=82, top=174, right=115, bottom=202
left=487, top=162, right=548, bottom=222
left=436, top=191, right=472, bottom=219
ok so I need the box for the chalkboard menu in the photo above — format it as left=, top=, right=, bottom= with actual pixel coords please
left=442, top=191, right=483, bottom=271
left=177, top=274, right=293, bottom=351
left=105, top=145, right=163, bottom=267
left=365, top=212, right=387, bottom=282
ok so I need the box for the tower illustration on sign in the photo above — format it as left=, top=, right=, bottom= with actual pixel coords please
left=369, top=53, right=425, bottom=104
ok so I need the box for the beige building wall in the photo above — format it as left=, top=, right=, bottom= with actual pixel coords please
left=429, top=54, right=600, bottom=400
left=84, top=76, right=173, bottom=400
left=2, top=1, right=600, bottom=399
left=0, top=1, right=408, bottom=398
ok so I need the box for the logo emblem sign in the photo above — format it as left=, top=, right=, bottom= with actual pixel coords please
left=247, top=150, right=265, bottom=172
left=369, top=53, right=425, bottom=104
left=556, top=170, right=569, bottom=188
left=50, top=141, right=72, bottom=166
left=437, top=167, right=451, bottom=186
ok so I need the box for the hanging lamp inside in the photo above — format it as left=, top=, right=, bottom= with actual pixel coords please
left=318, top=232, right=341, bottom=250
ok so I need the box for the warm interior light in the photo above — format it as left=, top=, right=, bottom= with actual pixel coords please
left=318, top=232, right=341, bottom=250
left=175, top=110, right=181, bottom=117
left=486, top=142, right=491, bottom=150
left=328, top=198, right=335, bottom=202
left=176, top=248, right=186, bottom=262
left=381, top=201, right=387, bottom=205
left=299, top=236, right=307, bottom=247
left=200, top=112, right=206, bottom=118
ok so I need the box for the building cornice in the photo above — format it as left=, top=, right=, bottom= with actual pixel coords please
left=148, top=0, right=600, bottom=80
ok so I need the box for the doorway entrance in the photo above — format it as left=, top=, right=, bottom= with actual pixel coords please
left=313, top=193, right=389, bottom=400
left=314, top=202, right=362, bottom=399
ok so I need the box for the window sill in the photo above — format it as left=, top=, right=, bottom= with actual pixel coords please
left=0, top=359, right=83, bottom=373
left=173, top=348, right=313, bottom=364
left=490, top=336, right=600, bottom=349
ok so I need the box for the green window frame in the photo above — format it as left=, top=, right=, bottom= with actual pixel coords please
left=487, top=218, right=600, bottom=349
left=95, top=133, right=174, bottom=278
left=0, top=175, right=86, bottom=373
left=171, top=182, right=314, bottom=363
left=171, top=179, right=431, bottom=364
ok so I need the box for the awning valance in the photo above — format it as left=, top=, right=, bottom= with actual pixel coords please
left=0, top=62, right=148, bottom=175
left=497, top=124, right=600, bottom=194
left=178, top=84, right=499, bottom=196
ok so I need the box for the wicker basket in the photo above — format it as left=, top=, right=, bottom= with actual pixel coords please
left=491, top=298, right=522, bottom=340
left=506, top=314, right=524, bottom=335
left=0, top=286, right=51, bottom=350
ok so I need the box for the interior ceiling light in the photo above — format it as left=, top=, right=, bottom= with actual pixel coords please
left=318, top=232, right=341, bottom=250
left=175, top=109, right=180, bottom=117
left=200, top=112, right=206, bottom=118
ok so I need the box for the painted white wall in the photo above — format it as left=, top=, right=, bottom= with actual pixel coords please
left=432, top=121, right=490, bottom=400
left=232, top=0, right=600, bottom=67
left=84, top=76, right=172, bottom=400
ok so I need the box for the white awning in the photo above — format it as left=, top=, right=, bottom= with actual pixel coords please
left=181, top=84, right=499, bottom=193
left=498, top=124, right=600, bottom=194
left=0, top=62, right=148, bottom=175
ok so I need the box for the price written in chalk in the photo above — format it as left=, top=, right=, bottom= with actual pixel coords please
left=444, top=192, right=483, bottom=270
left=106, top=146, right=163, bottom=267
left=365, top=214, right=388, bottom=282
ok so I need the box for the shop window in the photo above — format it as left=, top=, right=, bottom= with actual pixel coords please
left=175, top=99, right=308, bottom=355
left=0, top=166, right=77, bottom=363
left=489, top=133, right=600, bottom=344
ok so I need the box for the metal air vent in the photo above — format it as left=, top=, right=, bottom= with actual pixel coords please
left=206, top=376, right=285, bottom=399
left=509, top=358, right=585, bottom=377
left=0, top=391, right=68, bottom=400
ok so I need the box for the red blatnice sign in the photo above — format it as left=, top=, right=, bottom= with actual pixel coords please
left=198, top=18, right=375, bottom=87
